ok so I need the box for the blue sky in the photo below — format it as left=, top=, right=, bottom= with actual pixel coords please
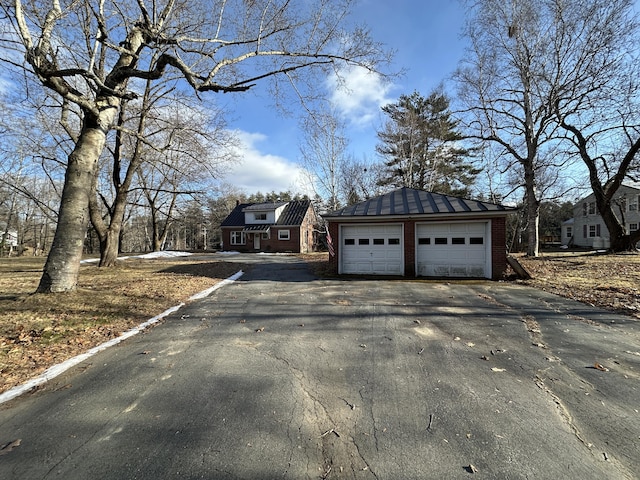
left=219, top=1, right=469, bottom=196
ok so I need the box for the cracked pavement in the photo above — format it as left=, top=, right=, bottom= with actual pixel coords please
left=0, top=254, right=639, bottom=479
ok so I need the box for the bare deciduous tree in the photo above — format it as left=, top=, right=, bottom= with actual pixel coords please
left=548, top=0, right=640, bottom=251
left=339, top=157, right=385, bottom=205
left=457, top=0, right=640, bottom=255
left=456, top=0, right=575, bottom=256
left=299, top=108, right=348, bottom=211
left=90, top=83, right=236, bottom=265
left=1, top=0, right=390, bottom=292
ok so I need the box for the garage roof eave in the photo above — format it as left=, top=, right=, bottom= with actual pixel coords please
left=324, top=211, right=515, bottom=223
left=324, top=188, right=517, bottom=218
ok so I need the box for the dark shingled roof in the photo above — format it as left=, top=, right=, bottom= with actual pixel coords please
left=277, top=200, right=312, bottom=226
left=324, top=188, right=514, bottom=218
left=220, top=203, right=252, bottom=227
left=220, top=200, right=312, bottom=227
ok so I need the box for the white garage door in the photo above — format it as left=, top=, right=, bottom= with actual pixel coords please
left=341, top=225, right=403, bottom=275
left=416, top=222, right=489, bottom=278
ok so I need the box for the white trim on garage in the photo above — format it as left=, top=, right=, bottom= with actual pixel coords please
left=415, top=221, right=491, bottom=278
left=340, top=224, right=404, bottom=275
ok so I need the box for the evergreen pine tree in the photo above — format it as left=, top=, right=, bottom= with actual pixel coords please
left=376, top=90, right=479, bottom=197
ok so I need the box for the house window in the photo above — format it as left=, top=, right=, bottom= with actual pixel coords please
left=434, top=238, right=448, bottom=245
left=230, top=231, right=245, bottom=245
left=418, top=238, right=431, bottom=245
left=358, top=238, right=370, bottom=245
left=373, top=238, right=385, bottom=245
left=470, top=237, right=484, bottom=245
left=278, top=230, right=290, bottom=240
left=589, top=224, right=601, bottom=237
left=388, top=238, right=400, bottom=245
left=566, top=226, right=573, bottom=238
left=344, top=238, right=355, bottom=245
left=629, top=223, right=639, bottom=232
left=588, top=202, right=596, bottom=215
left=254, top=213, right=267, bottom=220
left=630, top=196, right=639, bottom=211
left=452, top=237, right=465, bottom=245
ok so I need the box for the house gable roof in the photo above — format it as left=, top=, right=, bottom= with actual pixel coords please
left=220, top=203, right=253, bottom=227
left=220, top=200, right=313, bottom=228
left=575, top=184, right=640, bottom=205
left=243, top=202, right=289, bottom=212
left=323, top=188, right=514, bottom=219
left=277, top=200, right=312, bottom=226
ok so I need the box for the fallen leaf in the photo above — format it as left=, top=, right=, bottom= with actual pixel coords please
left=594, top=362, right=609, bottom=372
left=468, top=464, right=478, bottom=473
left=491, top=367, right=506, bottom=372
left=359, top=344, right=367, bottom=348
left=255, top=327, right=265, bottom=333
left=0, top=439, right=22, bottom=456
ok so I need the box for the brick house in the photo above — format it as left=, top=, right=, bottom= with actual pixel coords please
left=220, top=200, right=318, bottom=253
left=322, top=188, right=516, bottom=279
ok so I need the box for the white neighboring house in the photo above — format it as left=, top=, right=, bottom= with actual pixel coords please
left=1, top=228, right=18, bottom=254
left=562, top=185, right=640, bottom=248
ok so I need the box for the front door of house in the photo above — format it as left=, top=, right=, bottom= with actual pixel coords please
left=253, top=234, right=260, bottom=250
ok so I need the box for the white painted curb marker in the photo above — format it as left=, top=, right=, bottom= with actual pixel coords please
left=0, top=270, right=244, bottom=405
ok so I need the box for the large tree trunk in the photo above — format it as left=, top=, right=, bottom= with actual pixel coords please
left=524, top=167, right=540, bottom=257
left=99, top=228, right=121, bottom=267
left=592, top=186, right=639, bottom=252
left=36, top=121, right=106, bottom=292
left=92, top=189, right=130, bottom=267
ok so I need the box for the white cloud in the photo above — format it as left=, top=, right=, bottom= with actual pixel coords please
left=224, top=130, right=313, bottom=196
left=327, top=66, right=394, bottom=127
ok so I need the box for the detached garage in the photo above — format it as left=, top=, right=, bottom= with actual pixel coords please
left=324, top=188, right=516, bottom=279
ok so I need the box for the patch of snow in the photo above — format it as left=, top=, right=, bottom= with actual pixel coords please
left=80, top=251, right=193, bottom=264
left=132, top=251, right=193, bottom=260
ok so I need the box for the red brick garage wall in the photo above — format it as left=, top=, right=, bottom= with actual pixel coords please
left=327, top=222, right=339, bottom=275
left=327, top=217, right=509, bottom=279
left=491, top=217, right=507, bottom=279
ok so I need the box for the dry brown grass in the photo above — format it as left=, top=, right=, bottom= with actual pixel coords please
left=0, top=255, right=250, bottom=394
left=1, top=250, right=638, bottom=395
left=517, top=251, right=640, bottom=319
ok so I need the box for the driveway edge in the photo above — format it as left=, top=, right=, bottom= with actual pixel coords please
left=0, top=270, right=244, bottom=405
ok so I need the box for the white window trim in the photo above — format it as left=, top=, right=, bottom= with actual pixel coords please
left=278, top=229, right=290, bottom=240
left=230, top=231, right=245, bottom=245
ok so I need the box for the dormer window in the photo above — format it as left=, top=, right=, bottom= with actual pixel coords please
left=254, top=213, right=267, bottom=221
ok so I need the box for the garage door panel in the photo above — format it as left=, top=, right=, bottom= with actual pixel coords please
left=416, top=222, right=489, bottom=278
left=341, top=225, right=403, bottom=275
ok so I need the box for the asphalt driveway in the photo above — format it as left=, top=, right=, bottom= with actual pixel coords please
left=1, top=254, right=638, bottom=479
